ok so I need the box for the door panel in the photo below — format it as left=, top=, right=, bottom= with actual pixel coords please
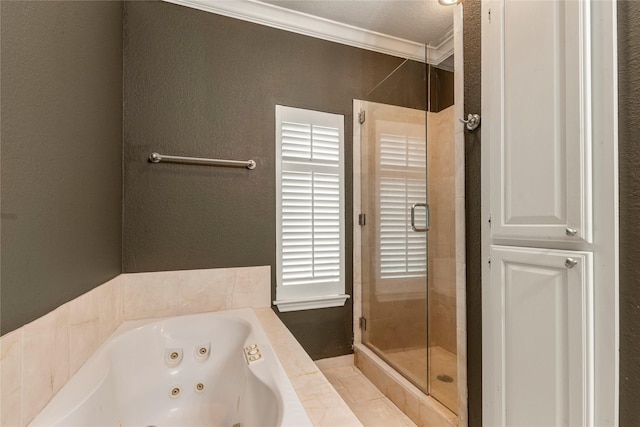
left=490, top=0, right=592, bottom=243
left=358, top=100, right=430, bottom=393
left=488, top=246, right=593, bottom=426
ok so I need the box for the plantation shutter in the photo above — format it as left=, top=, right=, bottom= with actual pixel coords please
left=378, top=133, right=427, bottom=279
left=275, top=106, right=345, bottom=306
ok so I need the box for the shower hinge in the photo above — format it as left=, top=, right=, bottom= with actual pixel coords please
left=359, top=316, right=367, bottom=330
left=358, top=213, right=366, bottom=226
left=358, top=110, right=366, bottom=124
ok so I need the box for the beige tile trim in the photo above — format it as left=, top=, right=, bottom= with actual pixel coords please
left=315, top=354, right=355, bottom=371
left=254, top=308, right=362, bottom=427
left=355, top=344, right=457, bottom=427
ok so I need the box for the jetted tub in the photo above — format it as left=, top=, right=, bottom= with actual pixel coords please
left=29, top=309, right=312, bottom=427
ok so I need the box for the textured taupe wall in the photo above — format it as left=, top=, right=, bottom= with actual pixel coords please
left=0, top=1, right=123, bottom=335
left=430, top=66, right=455, bottom=113
left=122, top=1, right=426, bottom=359
left=462, top=0, right=482, bottom=425
left=617, top=2, right=640, bottom=425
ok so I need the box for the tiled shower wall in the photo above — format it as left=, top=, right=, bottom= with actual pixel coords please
left=427, top=105, right=457, bottom=354
left=0, top=266, right=270, bottom=426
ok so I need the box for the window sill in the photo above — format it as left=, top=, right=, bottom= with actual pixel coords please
left=273, top=294, right=350, bottom=312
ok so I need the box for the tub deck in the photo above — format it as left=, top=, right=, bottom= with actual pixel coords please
left=252, top=308, right=362, bottom=427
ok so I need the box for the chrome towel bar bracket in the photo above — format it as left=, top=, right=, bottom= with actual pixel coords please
left=148, top=152, right=256, bottom=170
left=460, top=113, right=481, bottom=131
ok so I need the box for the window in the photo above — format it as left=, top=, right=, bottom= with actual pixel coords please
left=274, top=105, right=348, bottom=312
left=378, top=131, right=427, bottom=279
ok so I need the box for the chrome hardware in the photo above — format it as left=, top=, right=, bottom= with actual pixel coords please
left=565, top=258, right=578, bottom=269
left=565, top=227, right=578, bottom=237
left=460, top=113, right=481, bottom=131
left=359, top=316, right=367, bottom=331
left=149, top=152, right=256, bottom=170
left=410, top=203, right=429, bottom=232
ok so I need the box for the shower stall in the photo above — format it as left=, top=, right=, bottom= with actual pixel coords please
left=353, top=59, right=462, bottom=421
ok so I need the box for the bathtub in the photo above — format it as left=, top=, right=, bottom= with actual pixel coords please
left=29, top=309, right=312, bottom=427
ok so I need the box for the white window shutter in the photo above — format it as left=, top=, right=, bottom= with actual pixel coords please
left=275, top=106, right=346, bottom=309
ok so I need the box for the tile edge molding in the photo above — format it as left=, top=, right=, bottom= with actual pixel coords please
left=1, top=265, right=272, bottom=425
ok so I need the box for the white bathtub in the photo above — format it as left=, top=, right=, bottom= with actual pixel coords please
left=29, top=309, right=312, bottom=427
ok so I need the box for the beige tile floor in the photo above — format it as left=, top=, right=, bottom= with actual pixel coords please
left=317, top=356, right=416, bottom=427
left=383, top=346, right=458, bottom=413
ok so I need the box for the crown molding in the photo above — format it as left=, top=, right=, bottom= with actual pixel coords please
left=163, top=0, right=452, bottom=64
left=427, top=26, right=454, bottom=66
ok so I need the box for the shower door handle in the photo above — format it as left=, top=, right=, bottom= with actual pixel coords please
left=410, top=203, right=429, bottom=232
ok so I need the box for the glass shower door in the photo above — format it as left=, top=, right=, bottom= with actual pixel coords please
left=358, top=100, right=429, bottom=393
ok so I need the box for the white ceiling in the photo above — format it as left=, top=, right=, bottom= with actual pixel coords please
left=259, top=0, right=454, bottom=46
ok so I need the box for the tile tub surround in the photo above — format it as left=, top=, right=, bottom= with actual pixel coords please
left=120, top=266, right=271, bottom=320
left=354, top=344, right=457, bottom=427
left=1, top=276, right=124, bottom=426
left=0, top=265, right=276, bottom=426
left=255, top=309, right=362, bottom=427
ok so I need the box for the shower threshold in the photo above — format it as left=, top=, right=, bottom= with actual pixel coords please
left=354, top=344, right=458, bottom=427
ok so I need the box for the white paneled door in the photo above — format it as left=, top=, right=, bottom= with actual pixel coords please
left=487, top=246, right=593, bottom=426
left=487, top=0, right=592, bottom=244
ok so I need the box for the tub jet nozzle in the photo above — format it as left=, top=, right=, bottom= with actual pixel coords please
left=165, top=348, right=183, bottom=367
left=194, top=343, right=211, bottom=361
